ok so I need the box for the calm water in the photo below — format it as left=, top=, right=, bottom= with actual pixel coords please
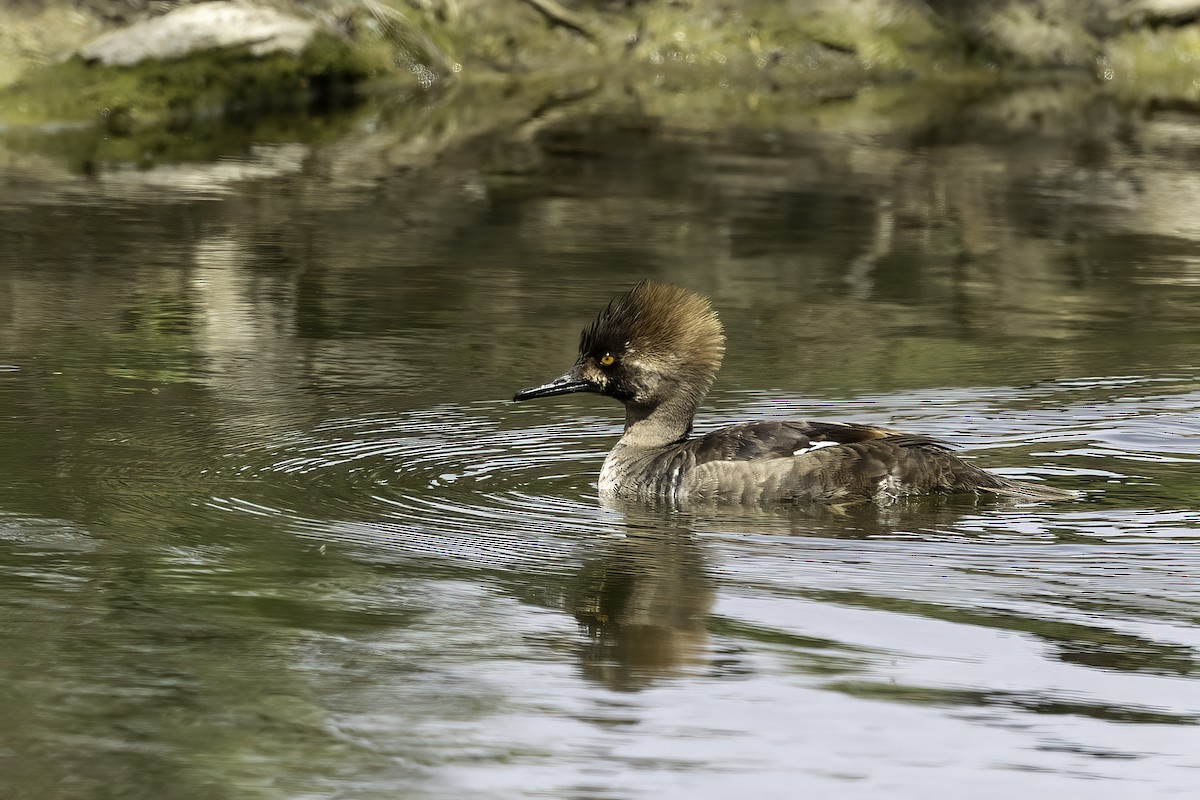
left=2, top=83, right=1200, bottom=798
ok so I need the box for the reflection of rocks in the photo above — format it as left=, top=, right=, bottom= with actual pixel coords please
left=6, top=77, right=1200, bottom=394
left=570, top=515, right=714, bottom=690
left=87, top=143, right=312, bottom=198
left=4, top=75, right=1200, bottom=495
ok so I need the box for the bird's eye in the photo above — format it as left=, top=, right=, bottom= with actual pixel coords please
left=600, top=354, right=616, bottom=366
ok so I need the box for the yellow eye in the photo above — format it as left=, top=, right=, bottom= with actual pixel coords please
left=600, top=354, right=615, bottom=366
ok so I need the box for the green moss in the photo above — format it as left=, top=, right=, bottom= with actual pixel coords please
left=365, top=2, right=459, bottom=75
left=789, top=3, right=964, bottom=73
left=1104, top=27, right=1200, bottom=103
left=0, top=31, right=392, bottom=128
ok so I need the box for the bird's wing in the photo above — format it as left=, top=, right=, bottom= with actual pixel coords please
left=687, top=420, right=946, bottom=463
left=682, top=421, right=1001, bottom=504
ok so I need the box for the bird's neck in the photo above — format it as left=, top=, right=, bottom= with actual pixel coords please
left=619, top=395, right=697, bottom=448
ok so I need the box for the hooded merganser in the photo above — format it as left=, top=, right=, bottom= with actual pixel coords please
left=514, top=282, right=1072, bottom=506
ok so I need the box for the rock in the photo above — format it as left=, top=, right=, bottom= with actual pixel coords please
left=0, top=0, right=406, bottom=130
left=78, top=2, right=319, bottom=67
left=1120, top=0, right=1200, bottom=25
left=925, top=0, right=1113, bottom=68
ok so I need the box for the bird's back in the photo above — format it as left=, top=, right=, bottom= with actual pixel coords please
left=602, top=420, right=1068, bottom=505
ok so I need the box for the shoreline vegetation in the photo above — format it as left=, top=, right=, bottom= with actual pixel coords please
left=0, top=0, right=1198, bottom=172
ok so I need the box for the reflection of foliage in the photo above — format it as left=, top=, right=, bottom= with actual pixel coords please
left=101, top=297, right=198, bottom=388
left=828, top=680, right=1199, bottom=725
left=808, top=590, right=1198, bottom=676
left=0, top=105, right=372, bottom=173
left=118, top=297, right=196, bottom=336
left=0, top=42, right=1198, bottom=793
left=0, top=521, right=424, bottom=800
left=707, top=617, right=869, bottom=677
left=4, top=74, right=1199, bottom=524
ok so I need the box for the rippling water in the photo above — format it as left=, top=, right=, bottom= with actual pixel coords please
left=3, top=88, right=1200, bottom=798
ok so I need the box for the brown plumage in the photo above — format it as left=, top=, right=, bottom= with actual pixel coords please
left=514, top=281, right=1073, bottom=506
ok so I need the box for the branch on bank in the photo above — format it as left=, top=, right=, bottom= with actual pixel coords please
left=518, top=0, right=596, bottom=43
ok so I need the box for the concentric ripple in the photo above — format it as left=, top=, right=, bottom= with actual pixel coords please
left=188, top=370, right=1200, bottom=587
left=204, top=403, right=633, bottom=567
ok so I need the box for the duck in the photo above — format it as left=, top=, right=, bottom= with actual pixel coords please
left=514, top=281, right=1072, bottom=506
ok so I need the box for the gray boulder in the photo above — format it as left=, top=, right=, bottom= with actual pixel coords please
left=78, top=2, right=319, bottom=67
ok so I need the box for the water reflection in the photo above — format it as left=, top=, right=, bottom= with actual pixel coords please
left=571, top=511, right=715, bottom=690
left=3, top=81, right=1200, bottom=797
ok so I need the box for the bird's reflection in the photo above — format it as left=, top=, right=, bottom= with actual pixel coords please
left=569, top=506, right=715, bottom=691
left=568, top=493, right=1046, bottom=690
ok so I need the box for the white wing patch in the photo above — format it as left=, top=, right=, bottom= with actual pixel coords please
left=793, top=440, right=840, bottom=456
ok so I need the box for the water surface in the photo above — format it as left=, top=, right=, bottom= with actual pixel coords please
left=2, top=85, right=1200, bottom=798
